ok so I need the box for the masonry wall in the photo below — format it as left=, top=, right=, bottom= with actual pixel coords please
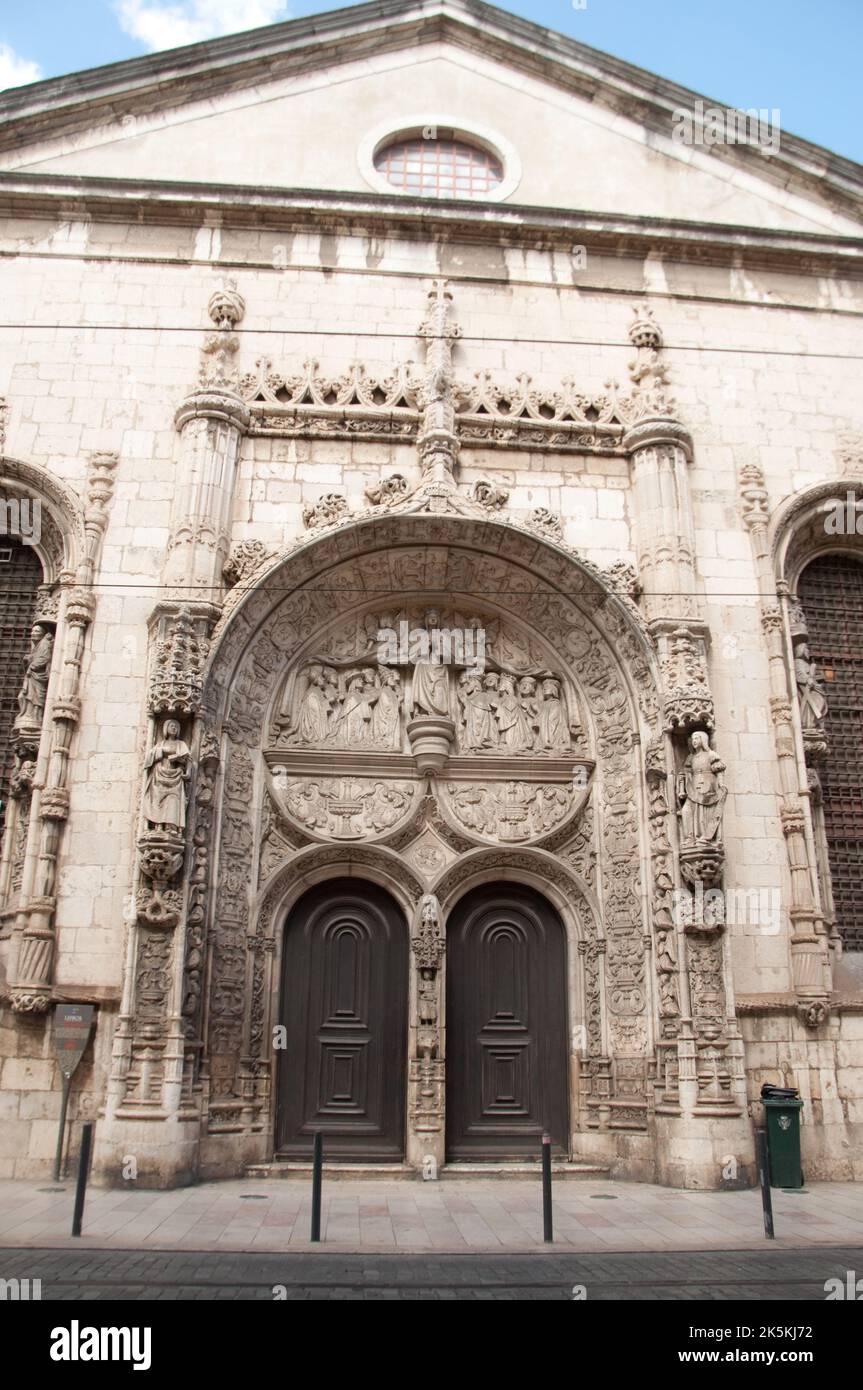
left=1, top=208, right=862, bottom=1178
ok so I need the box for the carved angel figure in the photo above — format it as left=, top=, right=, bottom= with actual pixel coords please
left=676, top=731, right=727, bottom=849
left=15, top=623, right=54, bottom=728
left=142, top=719, right=191, bottom=832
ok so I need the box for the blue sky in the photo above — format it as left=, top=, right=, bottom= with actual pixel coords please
left=1, top=0, right=860, bottom=162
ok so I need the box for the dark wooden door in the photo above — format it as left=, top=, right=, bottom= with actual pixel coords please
left=277, top=879, right=407, bottom=1159
left=446, top=884, right=569, bottom=1159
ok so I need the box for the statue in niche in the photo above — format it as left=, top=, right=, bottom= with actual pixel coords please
left=677, top=731, right=727, bottom=849
left=794, top=643, right=828, bottom=731
left=538, top=675, right=569, bottom=750
left=371, top=667, right=402, bottom=749
left=408, top=609, right=451, bottom=720
left=458, top=669, right=498, bottom=749
left=15, top=623, right=54, bottom=728
left=142, top=718, right=192, bottom=832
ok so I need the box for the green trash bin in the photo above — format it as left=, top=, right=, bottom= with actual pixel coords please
left=763, top=1097, right=804, bottom=1188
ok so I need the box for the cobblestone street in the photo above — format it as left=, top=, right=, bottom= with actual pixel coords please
left=3, top=1244, right=862, bottom=1299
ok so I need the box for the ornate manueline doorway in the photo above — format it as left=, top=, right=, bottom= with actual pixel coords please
left=445, top=884, right=569, bottom=1159
left=276, top=879, right=408, bottom=1159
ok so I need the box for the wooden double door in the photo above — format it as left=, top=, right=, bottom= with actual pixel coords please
left=276, top=879, right=569, bottom=1163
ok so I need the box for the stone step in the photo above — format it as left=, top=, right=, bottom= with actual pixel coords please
left=245, top=1160, right=611, bottom=1181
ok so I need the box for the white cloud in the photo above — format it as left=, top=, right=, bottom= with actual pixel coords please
left=0, top=42, right=42, bottom=91
left=115, top=1, right=290, bottom=52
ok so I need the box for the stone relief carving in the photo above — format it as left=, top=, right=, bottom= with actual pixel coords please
left=181, top=733, right=220, bottom=1043
left=302, top=493, right=349, bottom=530
left=273, top=775, right=417, bottom=841
left=645, top=738, right=680, bottom=1036
left=364, top=473, right=409, bottom=507
left=223, top=538, right=275, bottom=587
left=442, top=780, right=580, bottom=844
left=275, top=605, right=579, bottom=761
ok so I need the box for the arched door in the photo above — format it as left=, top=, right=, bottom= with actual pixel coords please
left=446, top=884, right=569, bottom=1159
left=276, top=879, right=408, bottom=1159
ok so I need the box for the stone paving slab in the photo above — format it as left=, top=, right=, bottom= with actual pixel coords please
left=0, top=1177, right=862, bottom=1253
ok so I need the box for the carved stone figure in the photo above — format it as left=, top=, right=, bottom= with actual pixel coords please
left=408, top=610, right=451, bottom=718
left=341, top=669, right=379, bottom=745
left=296, top=663, right=331, bottom=743
left=677, top=731, right=727, bottom=849
left=371, top=667, right=402, bottom=748
left=458, top=669, right=498, bottom=748
left=142, top=719, right=192, bottom=831
left=794, top=643, right=828, bottom=731
left=538, top=675, right=568, bottom=750
left=15, top=624, right=54, bottom=728
left=496, top=673, right=533, bottom=751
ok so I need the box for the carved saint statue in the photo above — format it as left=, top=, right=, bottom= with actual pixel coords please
left=16, top=623, right=54, bottom=728
left=142, top=718, right=192, bottom=832
left=496, top=673, right=533, bottom=751
left=408, top=609, right=451, bottom=719
left=676, top=731, right=727, bottom=848
left=458, top=669, right=498, bottom=749
left=296, top=663, right=331, bottom=743
left=371, top=667, right=402, bottom=748
left=794, top=643, right=829, bottom=732
left=341, top=669, right=379, bottom=746
left=538, top=675, right=569, bottom=750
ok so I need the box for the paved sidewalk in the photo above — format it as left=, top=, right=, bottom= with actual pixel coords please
left=1, top=1177, right=862, bottom=1253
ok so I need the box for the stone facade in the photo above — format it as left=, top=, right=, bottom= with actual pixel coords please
left=1, top=0, right=862, bottom=1187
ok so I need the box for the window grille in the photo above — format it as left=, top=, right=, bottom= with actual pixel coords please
left=798, top=553, right=863, bottom=949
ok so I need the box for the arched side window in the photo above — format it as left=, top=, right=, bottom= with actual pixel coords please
left=798, top=554, right=863, bottom=950
left=0, top=538, right=44, bottom=831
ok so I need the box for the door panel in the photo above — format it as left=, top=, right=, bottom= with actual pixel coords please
left=446, top=884, right=569, bottom=1158
left=277, top=879, right=407, bottom=1159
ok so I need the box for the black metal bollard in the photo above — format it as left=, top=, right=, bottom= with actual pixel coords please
left=755, top=1127, right=775, bottom=1239
left=541, top=1133, right=553, bottom=1243
left=71, top=1122, right=94, bottom=1238
left=310, top=1131, right=323, bottom=1243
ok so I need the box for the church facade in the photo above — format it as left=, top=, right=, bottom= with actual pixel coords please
left=1, top=0, right=862, bottom=1189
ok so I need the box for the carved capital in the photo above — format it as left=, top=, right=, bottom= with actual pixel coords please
left=39, top=787, right=70, bottom=822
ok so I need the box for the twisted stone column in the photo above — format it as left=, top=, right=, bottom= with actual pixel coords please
left=10, top=453, right=117, bottom=1013
left=739, top=463, right=831, bottom=1013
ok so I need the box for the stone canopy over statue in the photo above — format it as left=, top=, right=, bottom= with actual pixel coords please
left=677, top=731, right=727, bottom=849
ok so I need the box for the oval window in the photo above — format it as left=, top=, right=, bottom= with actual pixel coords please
left=373, top=135, right=504, bottom=197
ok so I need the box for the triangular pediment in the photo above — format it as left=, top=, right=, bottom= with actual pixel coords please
left=1, top=0, right=860, bottom=236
